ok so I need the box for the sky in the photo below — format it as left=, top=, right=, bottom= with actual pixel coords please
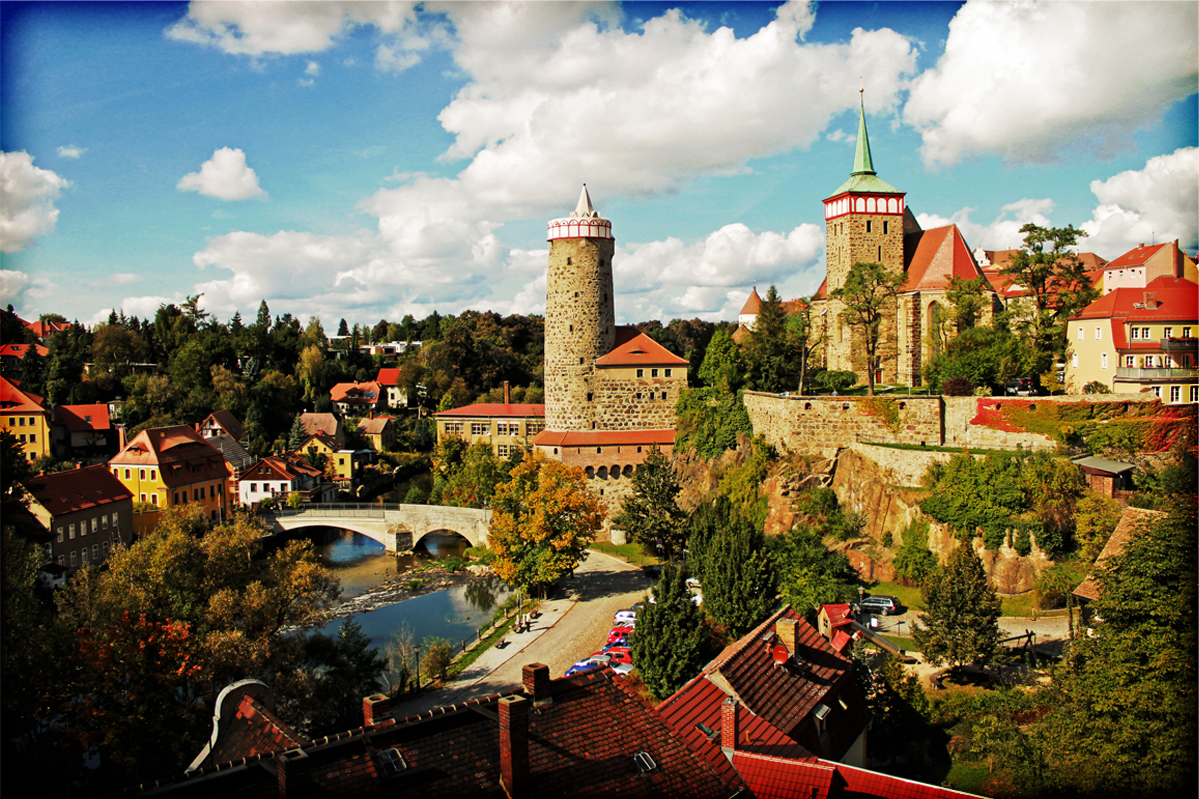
left=1, top=0, right=1196, bottom=329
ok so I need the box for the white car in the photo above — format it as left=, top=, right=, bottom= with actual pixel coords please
left=613, top=610, right=637, bottom=625
left=685, top=577, right=701, bottom=589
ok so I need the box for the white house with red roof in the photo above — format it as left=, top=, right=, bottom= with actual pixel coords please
left=329, top=381, right=383, bottom=415
left=374, top=367, right=409, bottom=408
left=1064, top=275, right=1197, bottom=402
left=1100, top=240, right=1197, bottom=295
left=51, top=403, right=112, bottom=455
left=238, top=453, right=331, bottom=506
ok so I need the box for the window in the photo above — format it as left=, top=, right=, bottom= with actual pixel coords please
left=140, top=492, right=147, bottom=502
left=586, top=392, right=594, bottom=402
left=91, top=518, right=98, bottom=533
left=113, top=511, right=120, bottom=526
left=194, top=488, right=202, bottom=501
left=57, top=555, right=64, bottom=566
left=596, top=447, right=603, bottom=454
left=1152, top=386, right=1161, bottom=398
left=18, top=417, right=24, bottom=426
left=1170, top=386, right=1181, bottom=403
left=1071, top=353, right=1079, bottom=368
left=1077, top=326, right=1084, bottom=340
left=528, top=422, right=544, bottom=435
left=69, top=523, right=75, bottom=539
left=883, top=220, right=889, bottom=234
left=651, top=368, right=659, bottom=378
left=210, top=485, right=216, bottom=498
left=101, top=514, right=108, bottom=530
left=92, top=544, right=99, bottom=561
left=866, top=220, right=872, bottom=233
left=1101, top=353, right=1108, bottom=369
left=1164, top=327, right=1173, bottom=339
left=1185, top=327, right=1192, bottom=338
left=70, top=551, right=77, bottom=567
left=1130, top=327, right=1139, bottom=340
left=661, top=391, right=667, bottom=400
left=174, top=492, right=180, bottom=504
left=151, top=495, right=157, bottom=506
left=471, top=422, right=487, bottom=435
left=56, top=526, right=63, bottom=543
left=636, top=369, right=644, bottom=378
left=1095, top=327, right=1102, bottom=340
left=28, top=434, right=34, bottom=443
left=1141, top=327, right=1150, bottom=339
left=18, top=434, right=25, bottom=443
left=102, top=541, right=110, bottom=555
left=1191, top=386, right=1198, bottom=403
left=635, top=392, right=642, bottom=400
left=81, top=548, right=89, bottom=564
left=139, top=469, right=146, bottom=480
left=579, top=357, right=584, bottom=365
left=150, top=470, right=156, bottom=481
left=125, top=469, right=131, bottom=480
left=664, top=368, right=672, bottom=377
left=497, top=444, right=509, bottom=457
left=1125, top=355, right=1135, bottom=367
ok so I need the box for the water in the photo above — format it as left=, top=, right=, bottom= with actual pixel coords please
left=304, top=527, right=512, bottom=650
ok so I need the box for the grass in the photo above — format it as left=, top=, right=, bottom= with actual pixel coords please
left=590, top=542, right=661, bottom=567
left=861, top=440, right=1032, bottom=457
left=946, top=761, right=992, bottom=795
left=1000, top=592, right=1037, bottom=618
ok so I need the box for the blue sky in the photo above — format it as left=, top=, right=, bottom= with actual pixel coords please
left=2, top=1, right=1196, bottom=328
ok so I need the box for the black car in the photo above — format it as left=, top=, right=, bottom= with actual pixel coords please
left=858, top=595, right=902, bottom=616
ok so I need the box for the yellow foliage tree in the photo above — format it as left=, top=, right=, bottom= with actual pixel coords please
left=489, top=451, right=603, bottom=595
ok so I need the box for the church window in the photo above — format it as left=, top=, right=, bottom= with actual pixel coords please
left=579, top=357, right=584, bottom=364
left=569, top=325, right=573, bottom=332
left=878, top=246, right=882, bottom=260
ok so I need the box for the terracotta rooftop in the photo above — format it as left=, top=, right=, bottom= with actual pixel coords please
left=1070, top=276, right=1197, bottom=325
left=0, top=342, right=49, bottom=359
left=24, top=464, right=132, bottom=516
left=1074, top=507, right=1166, bottom=603
left=110, top=426, right=231, bottom=486
left=436, top=403, right=545, bottom=418
left=330, top=381, right=381, bottom=404
left=357, top=417, right=393, bottom=435
left=0, top=375, right=48, bottom=413
left=740, top=287, right=763, bottom=315
left=52, top=403, right=110, bottom=433
left=532, top=428, right=676, bottom=447
left=375, top=367, right=400, bottom=386
left=1104, top=242, right=1169, bottom=269
left=300, top=412, right=341, bottom=438
left=902, top=225, right=989, bottom=293
left=595, top=328, right=688, bottom=367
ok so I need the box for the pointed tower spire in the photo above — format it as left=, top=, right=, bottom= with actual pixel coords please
left=571, top=184, right=597, bottom=218
left=851, top=89, right=875, bottom=176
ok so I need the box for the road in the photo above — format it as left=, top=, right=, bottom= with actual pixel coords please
left=389, top=549, right=652, bottom=719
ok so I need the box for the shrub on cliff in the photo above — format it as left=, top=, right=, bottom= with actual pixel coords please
left=674, top=385, right=754, bottom=460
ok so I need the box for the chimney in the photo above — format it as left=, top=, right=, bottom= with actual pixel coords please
left=363, top=693, right=391, bottom=727
left=720, top=695, right=739, bottom=757
left=522, top=663, right=552, bottom=707
left=498, top=695, right=529, bottom=799
left=503, top=380, right=511, bottom=405
left=775, top=617, right=801, bottom=655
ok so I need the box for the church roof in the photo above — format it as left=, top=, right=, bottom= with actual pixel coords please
left=739, top=287, right=762, bottom=315
left=827, top=95, right=903, bottom=198
left=595, top=329, right=688, bottom=367
left=573, top=184, right=598, bottom=218
left=902, top=224, right=989, bottom=292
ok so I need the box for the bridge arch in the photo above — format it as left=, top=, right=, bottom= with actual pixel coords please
left=269, top=504, right=491, bottom=553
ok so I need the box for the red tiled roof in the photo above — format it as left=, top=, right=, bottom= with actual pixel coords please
left=532, top=428, right=675, bottom=447
left=26, top=319, right=72, bottom=338
left=733, top=753, right=837, bottom=799
left=199, top=409, right=244, bottom=440
left=24, top=464, right=132, bottom=516
left=814, top=278, right=828, bottom=300
left=1104, top=242, right=1168, bottom=270
left=0, top=375, right=48, bottom=413
left=241, top=455, right=320, bottom=483
left=836, top=761, right=981, bottom=798
left=110, top=426, right=231, bottom=487
left=436, top=403, right=545, bottom=418
left=53, top=404, right=111, bottom=432
left=0, top=342, right=49, bottom=359
left=732, top=324, right=752, bottom=344
left=330, top=381, right=381, bottom=403
left=902, top=225, right=988, bottom=292
left=781, top=298, right=808, bottom=315
left=1071, top=276, right=1197, bottom=323
left=375, top=367, right=400, bottom=386
left=740, top=288, right=763, bottom=315
left=300, top=413, right=340, bottom=438
left=595, top=330, right=688, bottom=367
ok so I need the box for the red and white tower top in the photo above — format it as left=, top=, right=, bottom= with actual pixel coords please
left=547, top=184, right=614, bottom=241
left=823, top=92, right=905, bottom=221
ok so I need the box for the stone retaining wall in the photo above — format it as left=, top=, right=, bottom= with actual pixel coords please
left=743, top=392, right=942, bottom=452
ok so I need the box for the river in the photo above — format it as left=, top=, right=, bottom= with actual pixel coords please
left=301, top=526, right=514, bottom=651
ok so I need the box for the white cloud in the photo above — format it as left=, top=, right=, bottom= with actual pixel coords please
left=177, top=147, right=267, bottom=201
left=0, top=269, right=31, bottom=308
left=112, top=294, right=184, bottom=321
left=298, top=78, right=315, bottom=87
left=375, top=44, right=421, bottom=73
left=108, top=272, right=143, bottom=286
left=904, top=1, right=1199, bottom=165
left=167, top=1, right=418, bottom=56
left=916, top=198, right=1055, bottom=252
left=0, top=151, right=69, bottom=253
left=1081, top=147, right=1199, bottom=256
left=57, top=145, right=86, bottom=159
left=305, top=60, right=320, bottom=76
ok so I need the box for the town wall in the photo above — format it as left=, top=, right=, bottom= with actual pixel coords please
left=742, top=392, right=942, bottom=454
left=941, top=393, right=1157, bottom=452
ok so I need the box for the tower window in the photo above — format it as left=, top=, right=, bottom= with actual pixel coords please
left=866, top=221, right=872, bottom=233
left=569, top=325, right=573, bottom=332
left=579, top=357, right=584, bottom=364
left=567, top=258, right=572, bottom=265
left=883, top=221, right=889, bottom=234
left=587, top=392, right=594, bottom=402
left=878, top=246, right=882, bottom=260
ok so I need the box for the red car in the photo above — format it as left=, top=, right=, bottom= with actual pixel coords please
left=601, top=647, right=632, bottom=665
left=608, top=626, right=634, bottom=643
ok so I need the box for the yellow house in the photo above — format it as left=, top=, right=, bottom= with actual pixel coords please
left=295, top=433, right=366, bottom=487
left=109, top=425, right=232, bottom=521
left=1065, top=276, right=1197, bottom=403
left=1, top=375, right=51, bottom=463
left=435, top=402, right=545, bottom=458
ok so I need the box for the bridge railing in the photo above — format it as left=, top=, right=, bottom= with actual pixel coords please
left=272, top=503, right=387, bottom=519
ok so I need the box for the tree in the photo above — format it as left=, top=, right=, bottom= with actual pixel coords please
left=912, top=544, right=1001, bottom=670
left=612, top=447, right=687, bottom=561
left=1000, top=223, right=1097, bottom=357
left=631, top=564, right=708, bottom=700
left=690, top=497, right=776, bottom=636
left=744, top=285, right=797, bottom=392
left=831, top=261, right=905, bottom=395
left=1031, top=504, right=1196, bottom=796
left=1074, top=490, right=1123, bottom=561
left=288, top=415, right=309, bottom=451
left=769, top=524, right=860, bottom=622
left=489, top=451, right=603, bottom=596
left=787, top=296, right=825, bottom=393
left=697, top=327, right=744, bottom=390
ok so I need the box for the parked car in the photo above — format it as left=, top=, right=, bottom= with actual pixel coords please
left=601, top=647, right=632, bottom=665
left=858, top=595, right=902, bottom=616
left=1005, top=377, right=1037, bottom=396
left=608, top=626, right=634, bottom=643
left=566, top=660, right=604, bottom=676
left=613, top=609, right=637, bottom=625
left=610, top=662, right=634, bottom=676
left=603, top=637, right=631, bottom=651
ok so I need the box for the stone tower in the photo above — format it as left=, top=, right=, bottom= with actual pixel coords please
left=822, top=93, right=908, bottom=378
left=544, top=185, right=616, bottom=431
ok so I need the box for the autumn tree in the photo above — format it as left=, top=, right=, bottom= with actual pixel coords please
left=912, top=544, right=1001, bottom=670
left=1000, top=223, right=1098, bottom=357
left=489, top=451, right=603, bottom=596
left=613, top=446, right=687, bottom=560
left=632, top=564, right=709, bottom=700
left=831, top=261, right=905, bottom=395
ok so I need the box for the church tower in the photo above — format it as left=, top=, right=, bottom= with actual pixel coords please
left=544, top=185, right=616, bottom=431
left=821, top=93, right=909, bottom=379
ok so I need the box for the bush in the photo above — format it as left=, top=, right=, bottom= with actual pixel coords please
left=813, top=370, right=857, bottom=393
left=1082, top=380, right=1111, bottom=394
left=420, top=636, right=454, bottom=682
left=942, top=376, right=976, bottom=396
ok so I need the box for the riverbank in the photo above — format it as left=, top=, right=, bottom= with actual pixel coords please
left=315, top=561, right=497, bottom=626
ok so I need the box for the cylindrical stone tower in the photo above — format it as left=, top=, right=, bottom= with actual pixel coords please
left=544, top=185, right=616, bottom=431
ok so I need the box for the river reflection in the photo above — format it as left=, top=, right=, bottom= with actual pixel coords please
left=306, top=527, right=512, bottom=651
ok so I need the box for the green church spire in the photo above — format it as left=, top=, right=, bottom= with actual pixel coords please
left=851, top=90, right=875, bottom=176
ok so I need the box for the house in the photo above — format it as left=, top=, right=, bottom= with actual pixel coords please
left=330, top=381, right=383, bottom=415
left=163, top=664, right=745, bottom=798
left=1099, top=240, right=1197, bottom=295
left=976, top=248, right=1108, bottom=302
left=1064, top=275, right=1197, bottom=402
left=1, top=375, right=51, bottom=463
left=23, top=464, right=133, bottom=574
left=1070, top=455, right=1135, bottom=498
left=374, top=367, right=409, bottom=408
left=294, top=433, right=367, bottom=488
left=659, top=606, right=872, bottom=768
left=437, top=401, right=546, bottom=459
left=25, top=317, right=72, bottom=342
left=51, top=403, right=112, bottom=455
left=197, top=409, right=244, bottom=442
left=109, top=425, right=232, bottom=520
left=357, top=416, right=396, bottom=452
left=0, top=341, right=48, bottom=378
left=238, top=454, right=331, bottom=506
left=299, top=412, right=344, bottom=448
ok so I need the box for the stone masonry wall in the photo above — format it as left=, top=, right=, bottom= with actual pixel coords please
left=743, top=392, right=942, bottom=453
left=942, top=393, right=1159, bottom=452
left=595, top=366, right=687, bottom=430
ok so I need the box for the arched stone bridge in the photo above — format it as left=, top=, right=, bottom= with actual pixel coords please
left=269, top=504, right=492, bottom=553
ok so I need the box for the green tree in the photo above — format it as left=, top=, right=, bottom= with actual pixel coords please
left=697, top=327, right=744, bottom=390
left=1032, top=504, right=1196, bottom=796
left=288, top=414, right=309, bottom=451
left=787, top=296, right=825, bottom=393
left=744, top=285, right=796, bottom=392
left=18, top=342, right=45, bottom=396
left=632, top=564, right=708, bottom=700
left=912, top=544, right=1001, bottom=670
left=769, top=524, right=860, bottom=622
left=831, top=261, right=905, bottom=395
left=1074, top=490, right=1123, bottom=561
left=691, top=497, right=776, bottom=636
left=1000, top=223, right=1098, bottom=357
left=439, top=441, right=508, bottom=509
left=298, top=617, right=388, bottom=733
left=489, top=451, right=603, bottom=596
left=420, top=636, right=453, bottom=682
left=613, top=446, right=687, bottom=561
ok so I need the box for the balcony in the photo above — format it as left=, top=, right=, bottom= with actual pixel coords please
left=1115, top=367, right=1199, bottom=381
left=1160, top=337, right=1198, bottom=351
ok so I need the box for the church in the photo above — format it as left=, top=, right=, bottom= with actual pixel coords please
left=743, top=95, right=998, bottom=388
